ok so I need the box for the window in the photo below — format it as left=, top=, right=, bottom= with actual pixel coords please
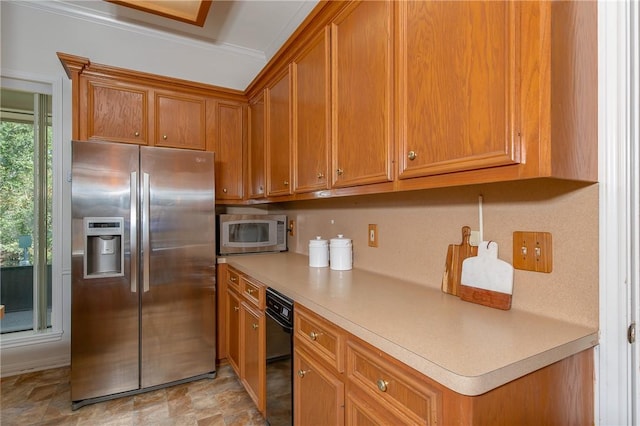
left=0, top=80, right=53, bottom=335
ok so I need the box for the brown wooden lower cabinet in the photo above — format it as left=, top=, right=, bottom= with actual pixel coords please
left=221, top=283, right=593, bottom=425
left=223, top=266, right=267, bottom=416
left=241, top=301, right=266, bottom=414
left=294, top=346, right=345, bottom=426
left=225, top=287, right=241, bottom=374
left=293, top=304, right=594, bottom=426
left=345, top=388, right=415, bottom=426
left=346, top=338, right=441, bottom=425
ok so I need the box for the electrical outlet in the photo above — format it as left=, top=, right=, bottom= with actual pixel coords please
left=289, top=220, right=295, bottom=236
left=368, top=224, right=378, bottom=247
left=513, top=231, right=553, bottom=273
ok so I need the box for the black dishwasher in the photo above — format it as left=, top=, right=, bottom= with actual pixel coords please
left=265, top=288, right=293, bottom=426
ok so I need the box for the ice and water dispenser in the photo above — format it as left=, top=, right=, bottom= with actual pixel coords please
left=83, top=217, right=124, bottom=278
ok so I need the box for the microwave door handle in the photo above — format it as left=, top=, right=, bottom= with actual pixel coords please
left=142, top=172, right=150, bottom=293
left=130, top=172, right=138, bottom=293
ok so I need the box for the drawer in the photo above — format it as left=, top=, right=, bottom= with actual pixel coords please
left=294, top=304, right=345, bottom=373
left=227, top=268, right=241, bottom=292
left=240, top=275, right=265, bottom=309
left=346, top=387, right=416, bottom=426
left=346, top=339, right=441, bottom=425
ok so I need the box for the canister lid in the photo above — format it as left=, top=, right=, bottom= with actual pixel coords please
left=309, top=236, right=327, bottom=247
left=330, top=234, right=352, bottom=247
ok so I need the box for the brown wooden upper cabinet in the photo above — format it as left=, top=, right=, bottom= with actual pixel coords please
left=82, top=79, right=207, bottom=151
left=265, top=67, right=293, bottom=197
left=396, top=1, right=519, bottom=179
left=331, top=0, right=394, bottom=188
left=394, top=0, right=597, bottom=188
left=246, top=0, right=596, bottom=201
left=84, top=78, right=149, bottom=145
left=248, top=92, right=267, bottom=199
left=213, top=100, right=245, bottom=201
left=154, top=90, right=207, bottom=150
left=58, top=52, right=248, bottom=203
left=292, top=28, right=331, bottom=193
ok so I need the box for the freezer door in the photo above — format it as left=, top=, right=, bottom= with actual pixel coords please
left=71, top=140, right=140, bottom=401
left=140, top=146, right=216, bottom=388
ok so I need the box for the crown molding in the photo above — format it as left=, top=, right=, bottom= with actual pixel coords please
left=14, top=0, right=267, bottom=61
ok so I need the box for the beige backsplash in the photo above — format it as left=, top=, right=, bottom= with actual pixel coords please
left=237, top=180, right=599, bottom=328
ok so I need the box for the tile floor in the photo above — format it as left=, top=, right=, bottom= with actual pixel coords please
left=0, top=364, right=265, bottom=425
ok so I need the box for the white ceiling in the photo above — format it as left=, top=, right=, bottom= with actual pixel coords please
left=46, top=0, right=319, bottom=63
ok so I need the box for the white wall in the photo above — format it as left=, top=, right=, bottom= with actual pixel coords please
left=0, top=1, right=267, bottom=91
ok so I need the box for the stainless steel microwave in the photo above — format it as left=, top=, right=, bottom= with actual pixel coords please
left=217, top=214, right=288, bottom=255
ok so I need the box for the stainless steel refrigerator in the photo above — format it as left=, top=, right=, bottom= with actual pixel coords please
left=71, top=140, right=216, bottom=408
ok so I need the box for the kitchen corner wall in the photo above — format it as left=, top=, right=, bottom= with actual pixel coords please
left=273, top=180, right=598, bottom=328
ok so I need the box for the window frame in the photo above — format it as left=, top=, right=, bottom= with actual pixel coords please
left=1, top=72, right=64, bottom=347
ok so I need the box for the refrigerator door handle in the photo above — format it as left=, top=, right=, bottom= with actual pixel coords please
left=130, top=171, right=138, bottom=293
left=143, top=172, right=150, bottom=293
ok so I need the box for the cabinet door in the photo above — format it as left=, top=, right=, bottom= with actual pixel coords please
left=331, top=0, right=393, bottom=188
left=215, top=101, right=244, bottom=201
left=216, top=264, right=228, bottom=362
left=242, top=302, right=266, bottom=414
left=292, top=28, right=331, bottom=193
left=266, top=68, right=292, bottom=196
left=346, top=388, right=413, bottom=426
left=248, top=92, right=266, bottom=199
left=396, top=1, right=520, bottom=179
left=294, top=347, right=345, bottom=426
left=84, top=79, right=148, bottom=145
left=226, top=289, right=241, bottom=376
left=155, top=91, right=206, bottom=150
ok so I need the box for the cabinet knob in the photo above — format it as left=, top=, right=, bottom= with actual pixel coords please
left=222, top=188, right=228, bottom=193
left=252, top=323, right=259, bottom=330
left=233, top=306, right=239, bottom=312
left=246, top=288, right=255, bottom=295
left=230, top=276, right=237, bottom=282
left=134, top=131, right=140, bottom=137
left=377, top=379, right=389, bottom=392
left=317, top=172, right=324, bottom=179
left=309, top=331, right=322, bottom=341
left=336, top=168, right=344, bottom=176
left=163, top=135, right=168, bottom=140
left=297, top=369, right=310, bottom=378
left=259, top=185, right=264, bottom=192
left=407, top=151, right=417, bottom=161
left=283, top=180, right=289, bottom=186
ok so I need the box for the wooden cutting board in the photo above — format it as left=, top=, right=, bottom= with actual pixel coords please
left=441, top=226, right=477, bottom=296
left=459, top=241, right=514, bottom=310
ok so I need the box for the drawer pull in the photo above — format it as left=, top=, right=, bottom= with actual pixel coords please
left=377, top=379, right=389, bottom=392
left=297, top=369, right=310, bottom=378
left=230, top=276, right=237, bottom=282
left=234, top=306, right=239, bottom=312
left=246, top=288, right=255, bottom=295
left=309, top=331, right=322, bottom=341
left=252, top=323, right=259, bottom=330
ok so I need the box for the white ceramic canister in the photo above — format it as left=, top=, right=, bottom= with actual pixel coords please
left=309, top=236, right=329, bottom=267
left=329, top=234, right=352, bottom=270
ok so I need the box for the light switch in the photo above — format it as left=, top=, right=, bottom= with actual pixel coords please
left=513, top=231, right=553, bottom=273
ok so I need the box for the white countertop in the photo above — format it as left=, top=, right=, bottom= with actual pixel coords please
left=221, top=252, right=598, bottom=396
